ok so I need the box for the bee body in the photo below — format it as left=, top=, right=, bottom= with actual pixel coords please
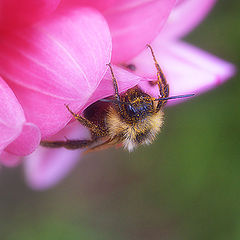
left=82, top=87, right=164, bottom=152
left=105, top=88, right=164, bottom=151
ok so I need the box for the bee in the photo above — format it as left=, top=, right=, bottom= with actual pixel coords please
left=41, top=45, right=193, bottom=152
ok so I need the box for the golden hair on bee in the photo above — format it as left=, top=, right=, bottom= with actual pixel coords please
left=105, top=88, right=164, bottom=151
left=41, top=45, right=193, bottom=152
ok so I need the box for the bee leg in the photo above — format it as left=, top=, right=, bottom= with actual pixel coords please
left=41, top=139, right=94, bottom=150
left=65, top=104, right=106, bottom=136
left=84, top=138, right=115, bottom=154
left=147, top=44, right=169, bottom=112
left=106, top=63, right=122, bottom=109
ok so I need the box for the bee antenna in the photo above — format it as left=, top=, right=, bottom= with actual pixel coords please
left=99, top=99, right=123, bottom=104
left=99, top=99, right=113, bottom=102
left=100, top=98, right=132, bottom=105
left=154, top=94, right=195, bottom=101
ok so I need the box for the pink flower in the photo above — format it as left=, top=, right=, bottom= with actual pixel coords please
left=0, top=0, right=235, bottom=189
left=0, top=77, right=41, bottom=166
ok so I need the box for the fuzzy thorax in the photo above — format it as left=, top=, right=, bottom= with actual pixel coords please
left=106, top=107, right=164, bottom=152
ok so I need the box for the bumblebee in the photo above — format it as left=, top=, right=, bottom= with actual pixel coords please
left=41, top=45, right=193, bottom=152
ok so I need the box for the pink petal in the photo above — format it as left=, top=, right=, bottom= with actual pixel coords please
left=5, top=122, right=41, bottom=156
left=161, top=0, right=216, bottom=39
left=104, top=0, right=176, bottom=63
left=24, top=121, right=90, bottom=190
left=0, top=0, right=60, bottom=31
left=60, top=0, right=176, bottom=63
left=59, top=0, right=115, bottom=11
left=25, top=147, right=81, bottom=189
left=0, top=151, right=21, bottom=167
left=0, top=8, right=112, bottom=138
left=83, top=65, right=143, bottom=109
left=128, top=40, right=235, bottom=103
left=0, top=77, right=25, bottom=150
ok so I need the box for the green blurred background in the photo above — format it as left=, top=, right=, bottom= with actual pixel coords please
left=1, top=1, right=240, bottom=239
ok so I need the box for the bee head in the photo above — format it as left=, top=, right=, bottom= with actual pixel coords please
left=119, top=89, right=154, bottom=122
left=124, top=98, right=153, bottom=119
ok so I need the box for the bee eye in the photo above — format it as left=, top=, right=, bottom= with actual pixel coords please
left=126, top=104, right=136, bottom=116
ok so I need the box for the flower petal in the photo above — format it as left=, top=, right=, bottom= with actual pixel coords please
left=5, top=122, right=41, bottom=156
left=83, top=65, right=143, bottom=109
left=62, top=0, right=176, bottom=63
left=104, top=0, right=176, bottom=63
left=25, top=147, right=81, bottom=189
left=24, top=121, right=90, bottom=190
left=0, top=8, right=112, bottom=138
left=59, top=0, right=115, bottom=11
left=0, top=0, right=61, bottom=31
left=161, top=0, right=216, bottom=39
left=128, top=40, right=235, bottom=103
left=0, top=77, right=25, bottom=150
left=0, top=151, right=21, bottom=167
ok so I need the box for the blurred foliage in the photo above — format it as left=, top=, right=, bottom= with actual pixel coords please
left=0, top=1, right=240, bottom=240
